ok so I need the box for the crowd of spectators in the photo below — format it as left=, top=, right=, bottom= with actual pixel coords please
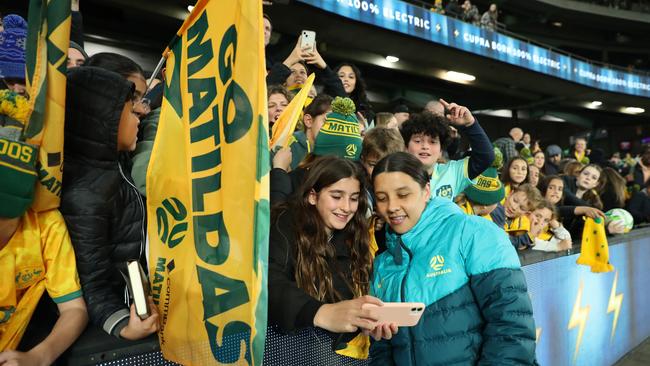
left=430, top=0, right=501, bottom=31
left=1, top=0, right=648, bottom=365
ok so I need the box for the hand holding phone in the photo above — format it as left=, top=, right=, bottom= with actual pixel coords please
left=361, top=302, right=425, bottom=327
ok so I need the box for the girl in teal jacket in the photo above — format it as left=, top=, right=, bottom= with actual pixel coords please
left=370, top=152, right=537, bottom=365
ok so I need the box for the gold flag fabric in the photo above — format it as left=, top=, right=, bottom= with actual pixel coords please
left=24, top=0, right=71, bottom=211
left=146, top=0, right=269, bottom=364
left=269, top=73, right=315, bottom=149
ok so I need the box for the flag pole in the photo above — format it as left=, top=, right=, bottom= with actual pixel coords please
left=147, top=55, right=167, bottom=89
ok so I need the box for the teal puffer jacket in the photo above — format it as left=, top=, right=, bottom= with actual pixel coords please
left=370, top=198, right=537, bottom=365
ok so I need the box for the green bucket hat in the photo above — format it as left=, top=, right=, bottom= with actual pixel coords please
left=464, top=167, right=504, bottom=205
left=0, top=90, right=38, bottom=218
left=312, top=97, right=362, bottom=160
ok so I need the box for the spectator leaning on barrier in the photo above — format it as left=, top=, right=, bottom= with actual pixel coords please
left=0, top=90, right=88, bottom=364
left=61, top=66, right=160, bottom=341
left=599, top=167, right=627, bottom=212
left=369, top=152, right=538, bottom=365
left=535, top=176, right=574, bottom=251
left=530, top=199, right=572, bottom=252
left=267, top=156, right=392, bottom=363
left=480, top=3, right=499, bottom=31
left=461, top=0, right=481, bottom=25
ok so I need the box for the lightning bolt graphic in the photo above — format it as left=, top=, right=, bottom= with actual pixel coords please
left=568, top=280, right=590, bottom=365
left=607, top=271, right=624, bottom=342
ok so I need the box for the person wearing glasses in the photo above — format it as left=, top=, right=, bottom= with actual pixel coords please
left=85, top=53, right=150, bottom=120
left=60, top=65, right=159, bottom=341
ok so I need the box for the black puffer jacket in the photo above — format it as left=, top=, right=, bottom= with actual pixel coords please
left=61, top=67, right=146, bottom=337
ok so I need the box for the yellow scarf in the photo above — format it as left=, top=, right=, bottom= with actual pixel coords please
left=576, top=217, right=614, bottom=272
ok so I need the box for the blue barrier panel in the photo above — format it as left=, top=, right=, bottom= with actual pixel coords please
left=523, top=234, right=650, bottom=365
left=296, top=0, right=650, bottom=98
left=67, top=231, right=650, bottom=365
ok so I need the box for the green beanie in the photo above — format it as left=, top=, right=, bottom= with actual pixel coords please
left=312, top=97, right=362, bottom=160
left=0, top=90, right=38, bottom=218
left=464, top=167, right=505, bottom=205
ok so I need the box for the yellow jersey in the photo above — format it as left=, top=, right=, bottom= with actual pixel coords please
left=0, top=209, right=82, bottom=350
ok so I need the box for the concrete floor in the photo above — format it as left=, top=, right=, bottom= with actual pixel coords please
left=615, top=338, right=650, bottom=366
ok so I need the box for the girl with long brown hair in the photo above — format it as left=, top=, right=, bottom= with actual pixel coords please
left=266, top=156, right=393, bottom=364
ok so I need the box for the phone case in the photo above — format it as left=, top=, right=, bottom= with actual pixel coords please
left=300, top=30, right=316, bottom=52
left=362, top=302, right=426, bottom=327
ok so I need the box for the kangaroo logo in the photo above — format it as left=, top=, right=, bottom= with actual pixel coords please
left=156, top=197, right=188, bottom=249
left=430, top=255, right=445, bottom=271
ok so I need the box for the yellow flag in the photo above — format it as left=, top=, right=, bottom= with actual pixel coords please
left=270, top=73, right=315, bottom=149
left=24, top=0, right=70, bottom=211
left=146, top=1, right=268, bottom=365
left=577, top=217, right=614, bottom=273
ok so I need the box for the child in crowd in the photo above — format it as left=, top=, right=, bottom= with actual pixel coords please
left=401, top=99, right=494, bottom=200
left=267, top=85, right=291, bottom=126
left=271, top=97, right=363, bottom=205
left=562, top=164, right=603, bottom=209
left=599, top=167, right=627, bottom=211
left=503, top=184, right=544, bottom=250
left=455, top=167, right=506, bottom=227
left=500, top=157, right=529, bottom=201
left=528, top=163, right=541, bottom=188
left=562, top=160, right=583, bottom=177
left=360, top=127, right=406, bottom=256
left=374, top=112, right=398, bottom=130
left=266, top=156, right=391, bottom=363
left=336, top=63, right=374, bottom=123
left=0, top=90, right=88, bottom=363
left=61, top=67, right=159, bottom=340
left=529, top=200, right=572, bottom=252
left=360, top=128, right=405, bottom=178
left=532, top=150, right=545, bottom=171
left=283, top=94, right=332, bottom=170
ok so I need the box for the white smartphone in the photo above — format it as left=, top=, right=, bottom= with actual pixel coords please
left=362, top=302, right=426, bottom=327
left=300, top=30, right=316, bottom=52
